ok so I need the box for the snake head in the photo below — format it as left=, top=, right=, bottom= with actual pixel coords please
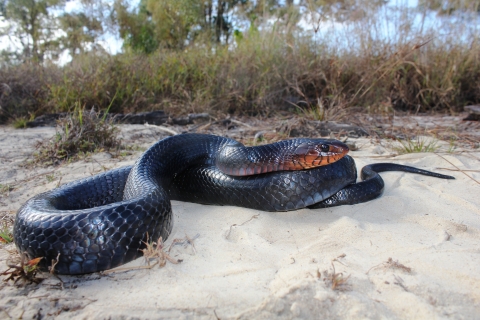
left=290, top=139, right=349, bottom=169
left=216, top=137, right=350, bottom=176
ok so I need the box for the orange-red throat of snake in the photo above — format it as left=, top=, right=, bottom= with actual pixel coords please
left=284, top=140, right=349, bottom=170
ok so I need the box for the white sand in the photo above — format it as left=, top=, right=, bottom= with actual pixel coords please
left=0, top=125, right=479, bottom=319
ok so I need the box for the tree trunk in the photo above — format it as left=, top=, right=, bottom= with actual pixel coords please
left=215, top=0, right=225, bottom=43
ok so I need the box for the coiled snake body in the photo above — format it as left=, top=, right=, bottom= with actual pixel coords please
left=14, top=134, right=453, bottom=274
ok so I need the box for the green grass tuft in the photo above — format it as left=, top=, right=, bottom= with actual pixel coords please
left=0, top=227, right=13, bottom=244
left=395, top=137, right=439, bottom=154
left=0, top=184, right=14, bottom=195
left=12, top=117, right=28, bottom=129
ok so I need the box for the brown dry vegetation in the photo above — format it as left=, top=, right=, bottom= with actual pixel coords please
left=33, top=107, right=122, bottom=165
left=1, top=7, right=479, bottom=123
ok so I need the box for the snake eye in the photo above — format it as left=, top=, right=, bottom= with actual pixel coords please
left=320, top=144, right=330, bottom=153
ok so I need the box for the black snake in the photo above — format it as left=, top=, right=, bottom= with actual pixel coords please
left=13, top=134, right=454, bottom=274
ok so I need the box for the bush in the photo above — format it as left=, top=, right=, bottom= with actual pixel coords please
left=1, top=8, right=479, bottom=122
left=34, top=107, right=121, bottom=165
left=0, top=63, right=61, bottom=123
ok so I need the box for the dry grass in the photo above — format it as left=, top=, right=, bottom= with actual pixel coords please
left=0, top=4, right=478, bottom=121
left=0, top=63, right=61, bottom=123
left=140, top=236, right=180, bottom=268
left=33, top=107, right=121, bottom=165
left=366, top=257, right=413, bottom=275
left=319, top=262, right=351, bottom=291
left=1, top=254, right=44, bottom=285
left=102, top=234, right=183, bottom=274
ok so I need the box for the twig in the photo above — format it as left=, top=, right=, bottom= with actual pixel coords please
left=366, top=257, right=412, bottom=275
left=49, top=253, right=60, bottom=274
left=168, top=233, right=199, bottom=254
left=90, top=157, right=109, bottom=171
left=323, top=261, right=350, bottom=290
left=435, top=167, right=480, bottom=173
left=194, top=121, right=214, bottom=132
left=4, top=170, right=56, bottom=189
left=144, top=123, right=179, bottom=135
left=332, top=253, right=348, bottom=266
left=393, top=274, right=408, bottom=292
left=27, top=294, right=49, bottom=299
left=434, top=153, right=480, bottom=185
left=228, top=119, right=252, bottom=128
left=101, top=264, right=159, bottom=274
left=226, top=214, right=259, bottom=239
left=0, top=308, right=12, bottom=319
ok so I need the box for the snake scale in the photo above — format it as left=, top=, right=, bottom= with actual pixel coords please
left=13, top=134, right=454, bottom=274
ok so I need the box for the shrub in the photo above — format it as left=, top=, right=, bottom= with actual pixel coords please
left=34, top=107, right=121, bottom=165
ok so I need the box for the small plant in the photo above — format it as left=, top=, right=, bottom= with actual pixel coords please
left=141, top=235, right=179, bottom=268
left=0, top=213, right=14, bottom=245
left=114, top=144, right=144, bottom=158
left=0, top=184, right=14, bottom=196
left=293, top=97, right=347, bottom=122
left=34, top=106, right=121, bottom=165
left=45, top=174, right=55, bottom=182
left=300, top=105, right=326, bottom=121
left=295, top=101, right=327, bottom=121
left=395, top=136, right=439, bottom=154
left=0, top=226, right=13, bottom=244
left=13, top=117, right=28, bottom=129
left=319, top=262, right=351, bottom=291
left=1, top=254, right=43, bottom=285
left=12, top=113, right=35, bottom=129
left=447, top=138, right=457, bottom=153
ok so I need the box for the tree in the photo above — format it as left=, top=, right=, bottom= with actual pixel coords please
left=58, top=12, right=102, bottom=57
left=113, top=0, right=159, bottom=53
left=418, top=0, right=480, bottom=15
left=113, top=0, right=293, bottom=52
left=145, top=0, right=203, bottom=48
left=298, top=0, right=387, bottom=22
left=0, top=0, right=66, bottom=63
left=197, top=0, right=283, bottom=44
left=0, top=0, right=111, bottom=63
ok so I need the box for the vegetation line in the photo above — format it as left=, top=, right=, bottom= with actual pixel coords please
left=0, top=1, right=479, bottom=123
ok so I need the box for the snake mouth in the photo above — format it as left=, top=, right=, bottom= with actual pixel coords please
left=318, top=140, right=349, bottom=164
left=287, top=140, right=349, bottom=169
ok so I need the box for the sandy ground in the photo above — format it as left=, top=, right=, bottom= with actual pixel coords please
left=0, top=117, right=479, bottom=319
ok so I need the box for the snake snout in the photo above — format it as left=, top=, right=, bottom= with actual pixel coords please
left=293, top=140, right=349, bottom=168
left=327, top=140, right=349, bottom=158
